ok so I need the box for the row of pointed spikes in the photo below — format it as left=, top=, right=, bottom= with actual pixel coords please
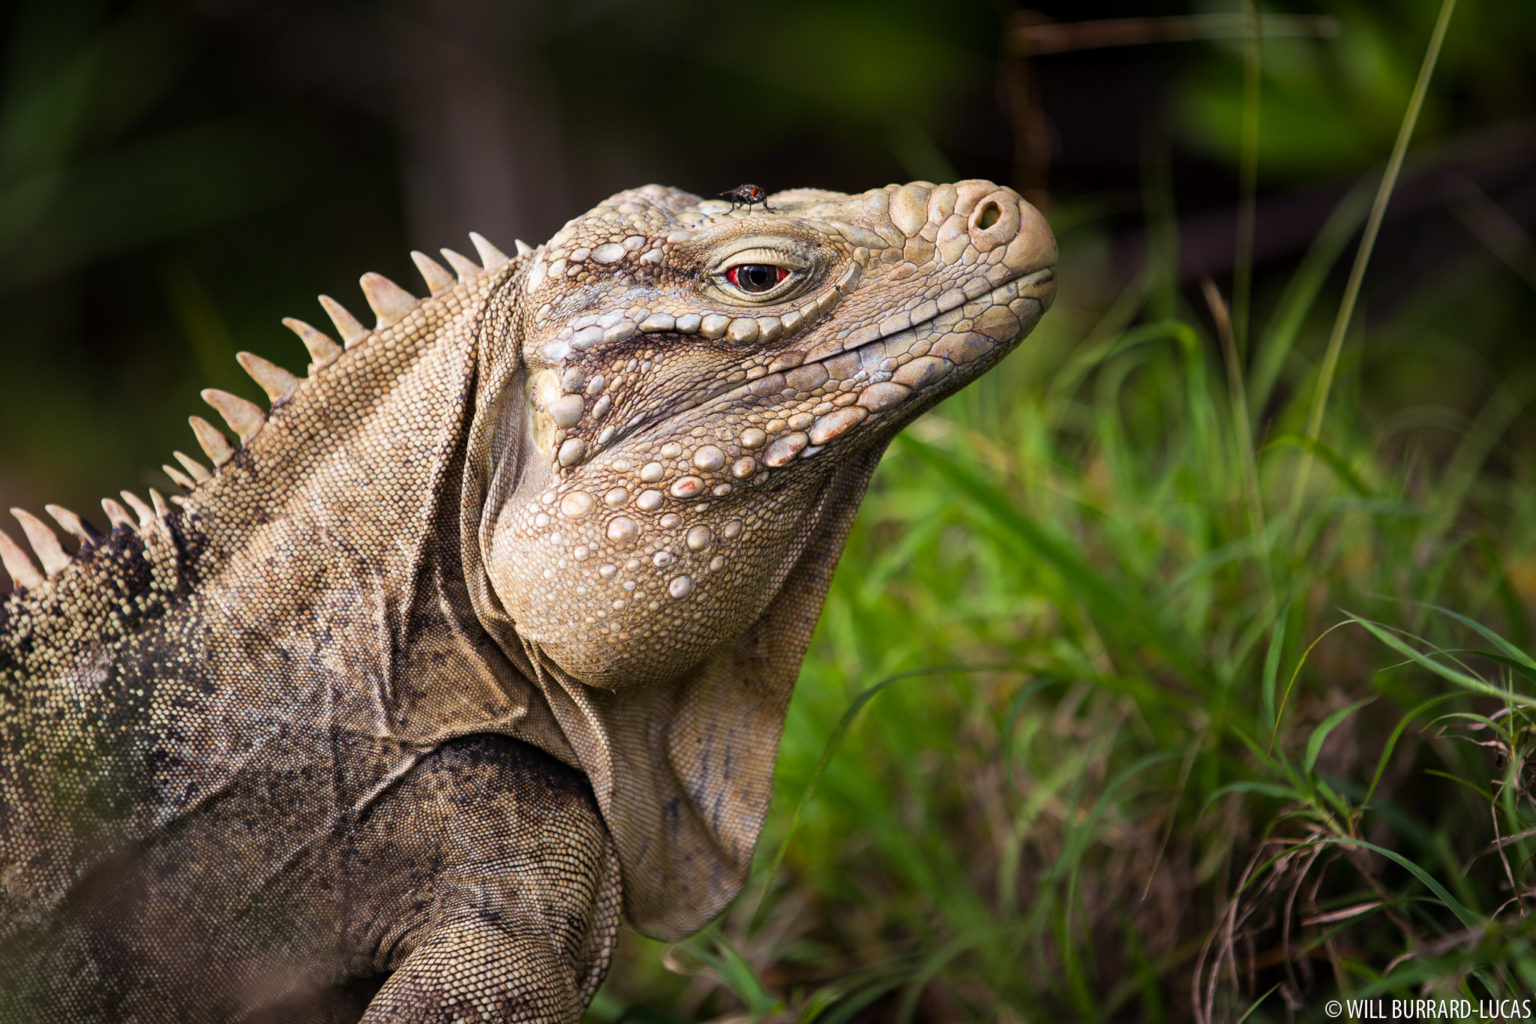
left=0, top=232, right=531, bottom=593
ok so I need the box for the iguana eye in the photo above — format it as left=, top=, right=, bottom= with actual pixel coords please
left=711, top=245, right=809, bottom=304
left=725, top=264, right=788, bottom=294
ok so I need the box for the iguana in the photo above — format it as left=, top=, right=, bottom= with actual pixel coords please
left=0, top=179, right=1056, bottom=1022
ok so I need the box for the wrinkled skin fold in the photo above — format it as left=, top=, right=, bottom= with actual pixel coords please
left=0, top=180, right=1055, bottom=1022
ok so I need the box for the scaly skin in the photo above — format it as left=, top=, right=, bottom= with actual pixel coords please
left=0, top=180, right=1055, bottom=1022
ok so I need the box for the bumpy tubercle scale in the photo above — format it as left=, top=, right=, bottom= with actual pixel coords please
left=489, top=180, right=1056, bottom=688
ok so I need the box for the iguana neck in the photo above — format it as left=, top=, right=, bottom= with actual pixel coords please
left=0, top=254, right=576, bottom=922
left=3, top=259, right=509, bottom=683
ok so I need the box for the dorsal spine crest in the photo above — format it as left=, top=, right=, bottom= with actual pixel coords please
left=0, top=234, right=510, bottom=595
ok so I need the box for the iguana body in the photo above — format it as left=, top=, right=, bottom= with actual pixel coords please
left=0, top=180, right=1055, bottom=1022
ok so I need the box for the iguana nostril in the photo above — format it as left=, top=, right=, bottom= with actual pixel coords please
left=967, top=190, right=1022, bottom=252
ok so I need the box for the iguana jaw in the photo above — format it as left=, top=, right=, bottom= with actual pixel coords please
left=581, top=262, right=1055, bottom=470
left=654, top=261, right=1057, bottom=463
left=486, top=180, right=1056, bottom=689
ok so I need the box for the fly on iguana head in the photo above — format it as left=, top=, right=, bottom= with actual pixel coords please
left=719, top=184, right=775, bottom=213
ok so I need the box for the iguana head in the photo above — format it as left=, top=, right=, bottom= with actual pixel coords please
left=484, top=181, right=1055, bottom=689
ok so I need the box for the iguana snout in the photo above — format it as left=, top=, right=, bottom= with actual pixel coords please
left=486, top=180, right=1055, bottom=689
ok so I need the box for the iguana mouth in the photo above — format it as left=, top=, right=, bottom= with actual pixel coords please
left=804, top=264, right=1056, bottom=368
left=610, top=265, right=1055, bottom=463
left=799, top=263, right=1056, bottom=369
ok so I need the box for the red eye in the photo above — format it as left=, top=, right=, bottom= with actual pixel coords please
left=726, top=264, right=789, bottom=293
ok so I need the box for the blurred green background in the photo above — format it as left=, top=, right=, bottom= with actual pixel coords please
left=4, top=0, right=1536, bottom=1020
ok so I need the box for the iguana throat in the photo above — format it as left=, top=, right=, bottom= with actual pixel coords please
left=484, top=181, right=1055, bottom=690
